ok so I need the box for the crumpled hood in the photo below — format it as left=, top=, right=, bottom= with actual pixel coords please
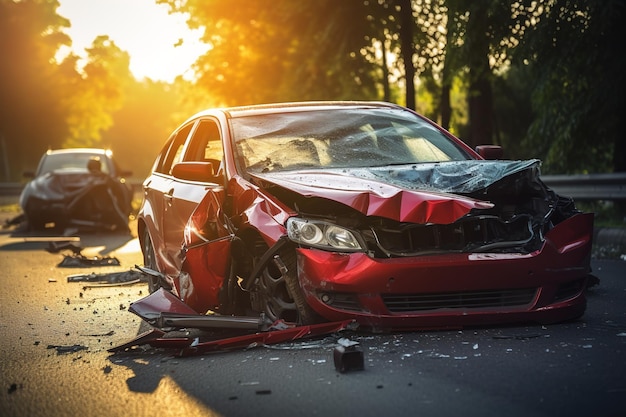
left=252, top=160, right=541, bottom=224
left=24, top=170, right=93, bottom=201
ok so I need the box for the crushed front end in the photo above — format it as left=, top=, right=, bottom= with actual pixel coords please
left=264, top=160, right=594, bottom=331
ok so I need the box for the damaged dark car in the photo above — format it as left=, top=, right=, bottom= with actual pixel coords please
left=138, top=101, right=594, bottom=332
left=20, top=148, right=133, bottom=232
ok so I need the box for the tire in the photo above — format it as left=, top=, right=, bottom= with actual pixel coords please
left=142, top=230, right=161, bottom=293
left=256, top=248, right=323, bottom=325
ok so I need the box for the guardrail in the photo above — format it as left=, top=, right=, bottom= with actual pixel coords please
left=541, top=173, right=626, bottom=201
left=1, top=173, right=626, bottom=200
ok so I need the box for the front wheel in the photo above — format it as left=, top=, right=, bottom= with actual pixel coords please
left=255, top=249, right=323, bottom=325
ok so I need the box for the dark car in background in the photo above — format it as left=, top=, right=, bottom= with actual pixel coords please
left=20, top=148, right=133, bottom=232
left=137, top=101, right=594, bottom=331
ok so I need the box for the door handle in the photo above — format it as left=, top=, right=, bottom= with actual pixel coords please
left=165, top=189, right=174, bottom=206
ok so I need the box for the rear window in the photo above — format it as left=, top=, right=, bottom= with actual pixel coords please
left=37, top=153, right=110, bottom=175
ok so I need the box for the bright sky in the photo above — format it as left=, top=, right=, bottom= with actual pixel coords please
left=56, top=0, right=209, bottom=82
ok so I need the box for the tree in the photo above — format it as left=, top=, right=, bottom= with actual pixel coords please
left=63, top=36, right=133, bottom=148
left=0, top=0, right=71, bottom=179
left=512, top=0, right=625, bottom=174
left=158, top=0, right=384, bottom=106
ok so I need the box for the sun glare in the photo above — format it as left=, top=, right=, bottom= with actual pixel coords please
left=56, top=0, right=209, bottom=82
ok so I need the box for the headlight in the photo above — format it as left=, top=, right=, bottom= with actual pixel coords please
left=287, top=218, right=363, bottom=252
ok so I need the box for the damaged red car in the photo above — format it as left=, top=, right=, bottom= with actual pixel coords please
left=138, top=101, right=594, bottom=331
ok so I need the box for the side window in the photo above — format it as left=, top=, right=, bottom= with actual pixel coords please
left=155, top=123, right=193, bottom=174
left=184, top=119, right=223, bottom=172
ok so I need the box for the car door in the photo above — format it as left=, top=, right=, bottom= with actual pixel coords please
left=142, top=123, right=192, bottom=277
left=163, top=118, right=231, bottom=302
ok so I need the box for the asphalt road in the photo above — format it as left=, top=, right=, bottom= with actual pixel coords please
left=0, top=213, right=625, bottom=417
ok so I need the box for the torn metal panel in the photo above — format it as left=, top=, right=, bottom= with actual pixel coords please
left=107, top=328, right=166, bottom=352
left=253, top=170, right=487, bottom=225
left=109, top=313, right=354, bottom=356
left=252, top=160, right=541, bottom=225
left=179, top=319, right=355, bottom=356
left=129, top=287, right=200, bottom=323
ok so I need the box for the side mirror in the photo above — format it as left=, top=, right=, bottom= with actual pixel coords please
left=476, top=145, right=504, bottom=160
left=171, top=161, right=224, bottom=185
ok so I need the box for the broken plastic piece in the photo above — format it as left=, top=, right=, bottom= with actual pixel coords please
left=67, top=269, right=145, bottom=284
left=333, top=344, right=365, bottom=373
left=57, top=254, right=121, bottom=268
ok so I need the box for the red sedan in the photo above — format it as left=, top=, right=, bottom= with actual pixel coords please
left=137, top=101, right=593, bottom=331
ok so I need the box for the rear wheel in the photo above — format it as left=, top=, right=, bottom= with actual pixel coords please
left=142, top=230, right=161, bottom=293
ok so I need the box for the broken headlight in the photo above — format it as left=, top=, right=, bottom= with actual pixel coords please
left=286, top=218, right=363, bottom=252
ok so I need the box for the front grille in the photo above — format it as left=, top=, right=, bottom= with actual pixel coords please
left=382, top=288, right=537, bottom=312
left=369, top=214, right=537, bottom=257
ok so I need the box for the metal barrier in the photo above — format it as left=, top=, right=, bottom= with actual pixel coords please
left=2, top=173, right=626, bottom=200
left=541, top=173, right=626, bottom=201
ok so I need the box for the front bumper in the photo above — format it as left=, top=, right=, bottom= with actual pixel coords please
left=296, top=213, right=593, bottom=330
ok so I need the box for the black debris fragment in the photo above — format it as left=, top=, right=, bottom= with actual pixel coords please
left=2, top=213, right=25, bottom=229
left=7, top=383, right=19, bottom=394
left=493, top=334, right=542, bottom=340
left=333, top=338, right=364, bottom=373
left=46, top=241, right=82, bottom=255
left=47, top=344, right=88, bottom=354
left=587, top=273, right=601, bottom=288
left=58, top=254, right=121, bottom=268
left=67, top=268, right=146, bottom=285
left=81, top=330, right=115, bottom=337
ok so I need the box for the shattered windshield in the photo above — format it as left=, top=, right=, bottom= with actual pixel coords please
left=230, top=108, right=472, bottom=174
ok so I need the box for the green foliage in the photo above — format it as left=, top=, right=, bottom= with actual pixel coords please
left=63, top=35, right=132, bottom=148
left=511, top=0, right=625, bottom=174
left=159, top=0, right=385, bottom=105
left=1, top=0, right=623, bottom=183
left=0, top=0, right=71, bottom=179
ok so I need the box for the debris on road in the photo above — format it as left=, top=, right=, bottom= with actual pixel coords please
left=57, top=253, right=121, bottom=268
left=333, top=338, right=365, bottom=373
left=45, top=239, right=122, bottom=267
left=109, top=319, right=356, bottom=357
left=67, top=268, right=146, bottom=285
left=110, top=285, right=357, bottom=357
left=47, top=344, right=88, bottom=354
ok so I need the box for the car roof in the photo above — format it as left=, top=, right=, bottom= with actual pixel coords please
left=45, top=148, right=111, bottom=156
left=183, top=101, right=407, bottom=123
